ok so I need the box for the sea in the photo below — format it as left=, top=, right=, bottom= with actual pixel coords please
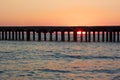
left=0, top=34, right=120, bottom=80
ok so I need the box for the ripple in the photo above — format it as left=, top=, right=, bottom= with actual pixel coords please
left=62, top=55, right=120, bottom=60
left=40, top=53, right=120, bottom=60
left=90, top=68, right=120, bottom=74
left=0, top=51, right=13, bottom=53
left=112, top=76, right=120, bottom=80
left=46, top=50, right=53, bottom=52
left=37, top=69, right=71, bottom=73
left=0, top=71, right=4, bottom=74
left=18, top=74, right=33, bottom=77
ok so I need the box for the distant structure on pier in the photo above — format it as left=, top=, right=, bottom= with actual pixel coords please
left=0, top=26, right=120, bottom=42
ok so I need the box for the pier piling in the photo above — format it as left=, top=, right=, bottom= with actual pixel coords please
left=61, top=31, right=65, bottom=41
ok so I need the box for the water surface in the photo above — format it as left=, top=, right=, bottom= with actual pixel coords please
left=0, top=41, right=120, bottom=80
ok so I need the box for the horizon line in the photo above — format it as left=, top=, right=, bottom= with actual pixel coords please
left=0, top=25, right=120, bottom=27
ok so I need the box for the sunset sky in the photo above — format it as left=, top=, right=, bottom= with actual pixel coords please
left=0, top=0, right=120, bottom=26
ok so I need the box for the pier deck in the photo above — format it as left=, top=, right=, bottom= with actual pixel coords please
left=0, top=26, right=120, bottom=42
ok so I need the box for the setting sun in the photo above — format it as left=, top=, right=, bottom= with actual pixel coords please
left=77, top=31, right=86, bottom=34
left=77, top=31, right=82, bottom=34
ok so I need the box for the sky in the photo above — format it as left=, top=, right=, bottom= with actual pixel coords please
left=0, top=0, right=120, bottom=26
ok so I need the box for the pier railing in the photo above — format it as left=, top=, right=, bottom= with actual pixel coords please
left=0, top=26, right=120, bottom=42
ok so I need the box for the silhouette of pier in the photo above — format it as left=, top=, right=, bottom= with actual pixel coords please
left=0, top=26, right=120, bottom=42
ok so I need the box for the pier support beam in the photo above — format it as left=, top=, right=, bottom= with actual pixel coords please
left=1, top=31, right=2, bottom=40
left=0, top=32, right=1, bottom=40
left=22, top=31, right=24, bottom=41
left=9, top=31, right=11, bottom=40
left=15, top=31, right=17, bottom=41
left=109, top=31, right=113, bottom=42
left=50, top=32, right=52, bottom=41
left=81, top=32, right=83, bottom=42
left=12, top=31, right=14, bottom=40
left=88, top=31, right=91, bottom=42
left=113, top=31, right=116, bottom=42
left=93, top=31, right=95, bottom=42
left=55, top=31, right=58, bottom=41
left=44, top=32, right=47, bottom=41
left=2, top=31, right=4, bottom=40
left=97, top=31, right=100, bottom=42
left=106, top=31, right=109, bottom=42
left=61, top=31, right=65, bottom=41
left=102, top=31, right=104, bottom=42
left=33, top=31, right=35, bottom=41
left=117, top=31, right=119, bottom=42
left=19, top=31, right=21, bottom=41
left=73, top=31, right=77, bottom=42
left=68, top=31, right=70, bottom=41
left=27, top=31, right=30, bottom=41
left=38, top=31, right=41, bottom=41
left=5, top=31, right=7, bottom=40
left=85, top=31, right=87, bottom=42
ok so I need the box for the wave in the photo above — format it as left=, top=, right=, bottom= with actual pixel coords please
left=63, top=55, right=120, bottom=59
left=41, top=53, right=120, bottom=60
left=112, top=76, right=120, bottom=80
left=35, top=68, right=120, bottom=74
left=36, top=69, right=71, bottom=73
left=89, top=68, right=120, bottom=74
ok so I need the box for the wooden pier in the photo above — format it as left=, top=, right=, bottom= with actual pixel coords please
left=0, top=26, right=120, bottom=42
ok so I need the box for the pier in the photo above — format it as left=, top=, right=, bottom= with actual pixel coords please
left=0, top=26, right=120, bottom=42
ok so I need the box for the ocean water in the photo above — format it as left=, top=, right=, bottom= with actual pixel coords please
left=0, top=41, right=120, bottom=80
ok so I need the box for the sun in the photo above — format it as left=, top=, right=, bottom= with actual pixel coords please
left=77, top=31, right=86, bottom=34
left=77, top=31, right=82, bottom=34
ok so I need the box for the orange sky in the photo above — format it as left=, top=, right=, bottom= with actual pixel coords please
left=0, top=0, right=120, bottom=26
